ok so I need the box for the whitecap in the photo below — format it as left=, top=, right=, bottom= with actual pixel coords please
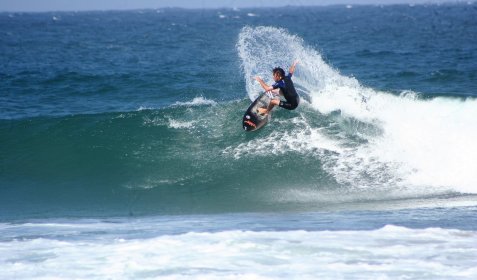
left=173, top=96, right=217, bottom=107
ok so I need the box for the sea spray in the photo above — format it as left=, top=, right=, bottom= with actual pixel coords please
left=236, top=26, right=477, bottom=194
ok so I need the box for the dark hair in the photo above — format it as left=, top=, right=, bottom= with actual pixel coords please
left=272, top=67, right=285, bottom=78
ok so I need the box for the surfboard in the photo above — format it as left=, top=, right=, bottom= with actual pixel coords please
left=242, top=92, right=273, bottom=132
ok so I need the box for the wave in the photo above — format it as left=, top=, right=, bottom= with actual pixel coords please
left=1, top=27, right=477, bottom=218
left=237, top=26, right=477, bottom=194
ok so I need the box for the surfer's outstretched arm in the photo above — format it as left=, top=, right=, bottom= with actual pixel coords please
left=289, top=60, right=298, bottom=75
left=255, top=76, right=273, bottom=92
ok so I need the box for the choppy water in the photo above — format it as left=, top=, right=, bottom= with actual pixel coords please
left=1, top=4, right=477, bottom=279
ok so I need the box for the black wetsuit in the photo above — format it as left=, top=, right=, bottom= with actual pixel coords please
left=272, top=73, right=299, bottom=110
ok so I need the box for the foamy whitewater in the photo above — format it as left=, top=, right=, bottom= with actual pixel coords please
left=1, top=211, right=477, bottom=279
left=1, top=5, right=477, bottom=279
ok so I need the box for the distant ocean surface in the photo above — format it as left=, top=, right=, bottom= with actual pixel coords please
left=1, top=4, right=477, bottom=279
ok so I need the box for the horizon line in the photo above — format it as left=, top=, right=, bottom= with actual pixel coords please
left=0, top=0, right=473, bottom=13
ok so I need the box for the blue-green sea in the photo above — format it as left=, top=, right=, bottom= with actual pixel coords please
left=1, top=4, right=477, bottom=279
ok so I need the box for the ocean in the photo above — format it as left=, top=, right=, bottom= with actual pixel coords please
left=1, top=3, right=477, bottom=279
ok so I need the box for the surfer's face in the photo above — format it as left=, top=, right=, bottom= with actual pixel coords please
left=273, top=72, right=281, bottom=82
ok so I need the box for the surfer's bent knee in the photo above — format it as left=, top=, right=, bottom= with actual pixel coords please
left=279, top=96, right=299, bottom=110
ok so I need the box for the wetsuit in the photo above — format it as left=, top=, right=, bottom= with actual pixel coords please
left=272, top=73, right=299, bottom=110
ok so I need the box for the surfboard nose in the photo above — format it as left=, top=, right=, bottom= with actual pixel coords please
left=242, top=92, right=273, bottom=132
left=243, top=116, right=257, bottom=131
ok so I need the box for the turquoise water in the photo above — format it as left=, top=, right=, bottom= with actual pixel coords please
left=1, top=4, right=477, bottom=279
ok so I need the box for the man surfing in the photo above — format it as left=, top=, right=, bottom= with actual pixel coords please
left=254, top=61, right=299, bottom=115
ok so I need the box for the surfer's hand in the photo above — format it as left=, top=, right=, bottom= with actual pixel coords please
left=255, top=76, right=273, bottom=92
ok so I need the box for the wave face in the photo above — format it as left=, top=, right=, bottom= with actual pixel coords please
left=2, top=9, right=477, bottom=218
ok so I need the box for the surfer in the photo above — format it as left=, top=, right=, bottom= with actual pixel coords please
left=255, top=61, right=299, bottom=115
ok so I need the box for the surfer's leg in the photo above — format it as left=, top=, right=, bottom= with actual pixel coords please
left=257, top=107, right=268, bottom=115
left=278, top=96, right=299, bottom=110
left=258, top=98, right=280, bottom=115
left=272, top=98, right=282, bottom=109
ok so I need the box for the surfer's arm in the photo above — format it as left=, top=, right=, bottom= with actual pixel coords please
left=289, top=60, right=298, bottom=76
left=255, top=76, right=273, bottom=91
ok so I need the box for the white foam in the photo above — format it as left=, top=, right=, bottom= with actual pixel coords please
left=173, top=96, right=217, bottom=107
left=168, top=118, right=195, bottom=129
left=236, top=26, right=477, bottom=194
left=137, top=106, right=153, bottom=111
left=223, top=114, right=342, bottom=159
left=124, top=176, right=189, bottom=189
left=1, top=226, right=476, bottom=279
left=366, top=95, right=477, bottom=192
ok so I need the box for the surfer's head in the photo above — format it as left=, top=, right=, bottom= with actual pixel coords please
left=272, top=67, right=285, bottom=81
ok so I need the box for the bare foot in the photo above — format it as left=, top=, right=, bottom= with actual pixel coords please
left=257, top=107, right=268, bottom=115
